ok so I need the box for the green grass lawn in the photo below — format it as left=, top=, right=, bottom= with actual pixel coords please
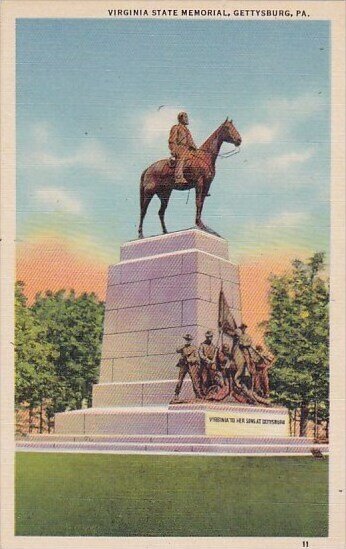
left=16, top=452, right=328, bottom=537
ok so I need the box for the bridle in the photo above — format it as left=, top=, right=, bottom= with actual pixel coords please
left=218, top=124, right=242, bottom=158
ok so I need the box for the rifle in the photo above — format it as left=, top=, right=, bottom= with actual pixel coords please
left=250, top=346, right=273, bottom=366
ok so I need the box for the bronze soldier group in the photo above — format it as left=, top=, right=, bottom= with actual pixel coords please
left=171, top=327, right=274, bottom=406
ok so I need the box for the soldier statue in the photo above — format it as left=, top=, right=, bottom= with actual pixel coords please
left=171, top=333, right=204, bottom=402
left=225, top=325, right=256, bottom=404
left=204, top=343, right=233, bottom=401
left=199, top=330, right=218, bottom=393
left=168, top=111, right=197, bottom=186
left=253, top=345, right=273, bottom=399
left=236, top=323, right=255, bottom=386
left=216, top=342, right=233, bottom=388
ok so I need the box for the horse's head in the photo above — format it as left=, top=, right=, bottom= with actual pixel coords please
left=221, top=117, right=242, bottom=147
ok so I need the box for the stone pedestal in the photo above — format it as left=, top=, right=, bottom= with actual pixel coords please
left=55, top=402, right=290, bottom=438
left=54, top=229, right=294, bottom=451
left=99, top=229, right=241, bottom=387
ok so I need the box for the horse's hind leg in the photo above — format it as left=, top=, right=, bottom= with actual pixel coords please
left=158, top=190, right=172, bottom=235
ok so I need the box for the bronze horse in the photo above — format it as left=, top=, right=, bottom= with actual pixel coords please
left=138, top=118, right=241, bottom=238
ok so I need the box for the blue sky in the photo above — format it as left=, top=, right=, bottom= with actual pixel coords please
left=17, top=19, right=330, bottom=263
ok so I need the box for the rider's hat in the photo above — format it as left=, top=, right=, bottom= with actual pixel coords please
left=205, top=330, right=214, bottom=338
left=183, top=333, right=193, bottom=341
left=239, top=323, right=248, bottom=329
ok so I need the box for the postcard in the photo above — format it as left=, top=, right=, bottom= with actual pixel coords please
left=0, top=1, right=345, bottom=548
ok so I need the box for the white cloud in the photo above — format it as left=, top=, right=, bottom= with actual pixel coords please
left=138, top=108, right=218, bottom=152
left=36, top=187, right=83, bottom=214
left=243, top=124, right=280, bottom=145
left=268, top=94, right=323, bottom=118
left=28, top=139, right=123, bottom=179
left=245, top=210, right=310, bottom=238
left=265, top=211, right=310, bottom=228
left=243, top=93, right=324, bottom=149
left=270, top=149, right=314, bottom=170
left=33, top=140, right=106, bottom=169
left=237, top=210, right=314, bottom=259
left=245, top=148, right=315, bottom=177
left=140, top=107, right=184, bottom=144
left=32, top=122, right=51, bottom=145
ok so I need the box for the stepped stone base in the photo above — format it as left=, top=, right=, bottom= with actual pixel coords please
left=55, top=403, right=290, bottom=438
left=17, top=433, right=328, bottom=456
left=18, top=433, right=313, bottom=445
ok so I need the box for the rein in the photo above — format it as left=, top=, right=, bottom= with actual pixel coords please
left=185, top=144, right=240, bottom=204
left=218, top=147, right=241, bottom=159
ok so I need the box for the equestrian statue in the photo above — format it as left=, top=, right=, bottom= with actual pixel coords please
left=138, top=112, right=241, bottom=238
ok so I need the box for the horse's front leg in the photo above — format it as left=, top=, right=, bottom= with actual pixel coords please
left=195, top=178, right=207, bottom=231
left=158, top=190, right=172, bottom=235
left=138, top=190, right=154, bottom=239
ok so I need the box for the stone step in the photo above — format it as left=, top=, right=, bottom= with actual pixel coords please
left=16, top=439, right=329, bottom=456
left=20, top=433, right=315, bottom=445
left=92, top=379, right=194, bottom=407
left=55, top=404, right=290, bottom=437
left=55, top=406, right=205, bottom=435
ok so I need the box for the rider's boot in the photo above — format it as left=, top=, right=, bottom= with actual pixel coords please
left=174, top=158, right=187, bottom=185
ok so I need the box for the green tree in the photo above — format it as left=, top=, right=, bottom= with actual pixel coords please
left=264, top=253, right=329, bottom=437
left=31, top=289, right=104, bottom=412
left=15, top=281, right=58, bottom=432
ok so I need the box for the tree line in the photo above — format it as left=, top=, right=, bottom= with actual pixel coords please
left=263, top=252, right=329, bottom=438
left=15, top=283, right=104, bottom=433
left=15, top=252, right=329, bottom=438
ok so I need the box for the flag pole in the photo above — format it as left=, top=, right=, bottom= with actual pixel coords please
left=219, top=281, right=224, bottom=347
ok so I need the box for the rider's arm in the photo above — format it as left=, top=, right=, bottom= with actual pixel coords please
left=187, top=132, right=197, bottom=150
left=169, top=125, right=179, bottom=152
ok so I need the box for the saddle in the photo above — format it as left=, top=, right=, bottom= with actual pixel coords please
left=169, top=148, right=197, bottom=167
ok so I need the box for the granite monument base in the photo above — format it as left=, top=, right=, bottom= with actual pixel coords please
left=23, top=230, right=324, bottom=455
